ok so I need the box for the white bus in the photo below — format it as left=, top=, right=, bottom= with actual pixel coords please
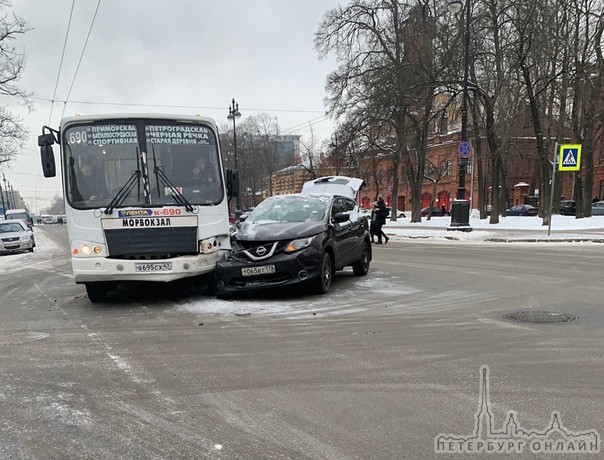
left=39, top=113, right=238, bottom=302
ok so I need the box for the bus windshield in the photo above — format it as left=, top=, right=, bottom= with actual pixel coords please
left=63, top=120, right=224, bottom=209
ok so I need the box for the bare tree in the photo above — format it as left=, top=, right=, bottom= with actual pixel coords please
left=299, top=123, right=320, bottom=179
left=230, top=113, right=280, bottom=203
left=0, top=2, right=31, bottom=165
left=568, top=0, right=604, bottom=216
left=49, top=193, right=65, bottom=215
left=316, top=0, right=442, bottom=223
left=423, top=156, right=448, bottom=220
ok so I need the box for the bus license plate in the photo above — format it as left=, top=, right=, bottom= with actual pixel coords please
left=241, top=265, right=276, bottom=277
left=135, top=262, right=172, bottom=272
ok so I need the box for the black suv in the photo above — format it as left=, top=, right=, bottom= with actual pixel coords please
left=215, top=193, right=372, bottom=295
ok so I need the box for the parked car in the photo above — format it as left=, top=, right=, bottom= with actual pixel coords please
left=505, top=204, right=538, bottom=216
left=421, top=206, right=448, bottom=217
left=592, top=201, right=604, bottom=215
left=559, top=200, right=576, bottom=215
left=215, top=193, right=371, bottom=295
left=0, top=219, right=35, bottom=254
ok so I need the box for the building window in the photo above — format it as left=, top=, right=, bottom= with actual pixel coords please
left=439, top=114, right=448, bottom=134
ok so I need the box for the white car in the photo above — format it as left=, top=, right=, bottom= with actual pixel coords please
left=0, top=219, right=35, bottom=254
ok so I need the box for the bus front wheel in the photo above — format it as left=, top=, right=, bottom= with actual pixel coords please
left=85, top=283, right=109, bottom=303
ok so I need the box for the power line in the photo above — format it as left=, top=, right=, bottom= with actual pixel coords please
left=60, top=0, right=102, bottom=119
left=49, top=0, right=76, bottom=124
left=281, top=114, right=331, bottom=134
left=32, top=95, right=326, bottom=115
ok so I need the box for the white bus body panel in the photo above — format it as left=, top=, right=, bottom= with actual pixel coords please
left=66, top=205, right=231, bottom=283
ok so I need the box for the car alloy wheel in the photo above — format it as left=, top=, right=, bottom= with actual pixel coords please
left=352, top=241, right=370, bottom=276
left=314, top=251, right=332, bottom=294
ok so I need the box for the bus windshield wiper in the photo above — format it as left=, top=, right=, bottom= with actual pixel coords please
left=151, top=145, right=194, bottom=212
left=104, top=170, right=142, bottom=215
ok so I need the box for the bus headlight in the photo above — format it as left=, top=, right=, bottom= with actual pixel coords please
left=72, top=243, right=105, bottom=257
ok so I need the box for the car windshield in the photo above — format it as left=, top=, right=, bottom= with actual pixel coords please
left=0, top=223, right=24, bottom=233
left=247, top=195, right=330, bottom=223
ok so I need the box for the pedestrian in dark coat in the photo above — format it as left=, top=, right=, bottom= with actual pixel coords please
left=373, top=194, right=389, bottom=244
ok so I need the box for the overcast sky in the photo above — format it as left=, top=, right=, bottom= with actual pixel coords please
left=3, top=0, right=342, bottom=213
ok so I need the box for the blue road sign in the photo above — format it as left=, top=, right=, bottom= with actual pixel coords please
left=458, top=141, right=472, bottom=159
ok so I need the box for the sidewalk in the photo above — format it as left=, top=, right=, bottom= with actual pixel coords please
left=382, top=212, right=604, bottom=243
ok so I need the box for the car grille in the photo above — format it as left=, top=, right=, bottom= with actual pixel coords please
left=1, top=237, right=19, bottom=243
left=234, top=240, right=287, bottom=261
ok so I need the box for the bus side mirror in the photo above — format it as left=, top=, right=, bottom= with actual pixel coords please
left=38, top=133, right=55, bottom=147
left=38, top=133, right=56, bottom=177
left=40, top=145, right=56, bottom=178
left=227, top=169, right=239, bottom=198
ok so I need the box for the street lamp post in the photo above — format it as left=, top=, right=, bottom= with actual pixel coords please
left=0, top=179, right=6, bottom=219
left=2, top=174, right=9, bottom=211
left=227, top=98, right=242, bottom=212
left=448, top=0, right=472, bottom=231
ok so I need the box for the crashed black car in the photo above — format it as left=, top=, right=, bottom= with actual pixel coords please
left=215, top=193, right=372, bottom=295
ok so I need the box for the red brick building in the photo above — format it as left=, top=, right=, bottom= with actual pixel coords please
left=357, top=103, right=603, bottom=214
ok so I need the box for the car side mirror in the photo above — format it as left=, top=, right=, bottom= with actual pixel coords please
left=332, top=212, right=350, bottom=223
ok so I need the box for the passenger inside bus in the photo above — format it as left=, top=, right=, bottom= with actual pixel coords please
left=188, top=157, right=215, bottom=185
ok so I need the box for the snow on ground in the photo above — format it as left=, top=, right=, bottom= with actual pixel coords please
left=176, top=270, right=421, bottom=318
left=382, top=211, right=604, bottom=241
left=2, top=217, right=602, bottom=317
left=0, top=225, right=61, bottom=273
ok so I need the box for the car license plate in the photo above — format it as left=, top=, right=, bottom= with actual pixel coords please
left=135, top=262, right=172, bottom=272
left=241, top=265, right=276, bottom=277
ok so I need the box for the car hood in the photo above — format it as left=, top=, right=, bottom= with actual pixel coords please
left=233, top=220, right=326, bottom=241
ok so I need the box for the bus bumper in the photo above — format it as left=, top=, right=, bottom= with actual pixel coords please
left=71, top=250, right=229, bottom=284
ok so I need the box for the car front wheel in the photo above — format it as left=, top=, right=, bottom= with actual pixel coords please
left=313, top=251, right=332, bottom=294
left=352, top=241, right=370, bottom=276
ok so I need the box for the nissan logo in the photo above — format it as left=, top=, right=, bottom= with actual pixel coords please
left=255, top=246, right=267, bottom=256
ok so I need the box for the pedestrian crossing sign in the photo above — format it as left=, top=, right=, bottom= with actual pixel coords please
left=558, top=144, right=582, bottom=171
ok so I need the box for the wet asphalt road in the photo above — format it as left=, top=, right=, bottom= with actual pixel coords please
left=0, top=226, right=602, bottom=459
